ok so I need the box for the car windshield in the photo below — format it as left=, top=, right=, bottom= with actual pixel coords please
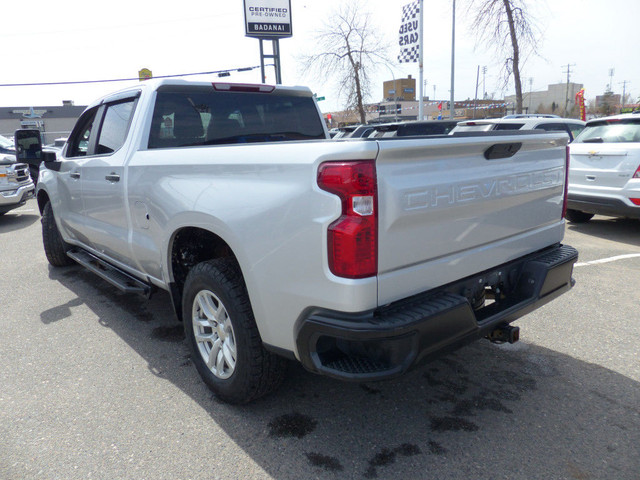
left=574, top=119, right=640, bottom=143
left=0, top=134, right=14, bottom=150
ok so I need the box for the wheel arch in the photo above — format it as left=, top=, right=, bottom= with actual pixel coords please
left=36, top=189, right=51, bottom=215
left=167, top=226, right=242, bottom=321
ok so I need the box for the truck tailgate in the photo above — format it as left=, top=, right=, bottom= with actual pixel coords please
left=376, top=133, right=568, bottom=305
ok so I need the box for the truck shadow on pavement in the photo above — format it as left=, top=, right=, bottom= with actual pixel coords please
left=46, top=265, right=640, bottom=480
left=567, top=216, right=640, bottom=248
left=0, top=211, right=39, bottom=234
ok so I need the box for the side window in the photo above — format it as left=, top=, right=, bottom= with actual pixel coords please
left=535, top=122, right=575, bottom=140
left=149, top=93, right=205, bottom=149
left=495, top=123, right=524, bottom=131
left=536, top=123, right=566, bottom=132
left=568, top=124, right=585, bottom=141
left=96, top=100, right=136, bottom=154
left=67, top=108, right=98, bottom=158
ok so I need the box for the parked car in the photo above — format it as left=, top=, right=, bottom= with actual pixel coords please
left=0, top=133, right=14, bottom=154
left=451, top=116, right=586, bottom=142
left=365, top=120, right=458, bottom=138
left=329, top=126, right=357, bottom=139
left=566, top=112, right=640, bottom=222
left=0, top=134, right=35, bottom=215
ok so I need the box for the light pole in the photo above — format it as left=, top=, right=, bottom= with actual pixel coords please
left=449, top=0, right=456, bottom=120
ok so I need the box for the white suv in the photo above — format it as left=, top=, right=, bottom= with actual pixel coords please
left=451, top=115, right=586, bottom=142
left=566, top=113, right=640, bottom=222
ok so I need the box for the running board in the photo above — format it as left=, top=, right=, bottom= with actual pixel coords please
left=67, top=249, right=153, bottom=298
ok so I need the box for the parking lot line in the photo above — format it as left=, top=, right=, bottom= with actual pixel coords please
left=575, top=253, right=640, bottom=267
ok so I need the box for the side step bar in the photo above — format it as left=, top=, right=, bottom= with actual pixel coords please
left=66, top=249, right=153, bottom=298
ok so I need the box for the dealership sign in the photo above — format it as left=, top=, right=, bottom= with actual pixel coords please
left=244, top=0, right=292, bottom=38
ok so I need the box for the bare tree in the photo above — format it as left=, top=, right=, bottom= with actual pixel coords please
left=301, top=1, right=389, bottom=124
left=467, top=0, right=538, bottom=114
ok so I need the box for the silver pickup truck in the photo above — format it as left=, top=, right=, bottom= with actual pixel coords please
left=0, top=134, right=35, bottom=215
left=29, top=79, right=577, bottom=404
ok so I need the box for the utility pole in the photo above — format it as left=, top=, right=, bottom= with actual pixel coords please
left=473, top=65, right=480, bottom=118
left=607, top=68, right=615, bottom=92
left=528, top=77, right=533, bottom=113
left=562, top=63, right=576, bottom=116
left=620, top=80, right=630, bottom=110
left=482, top=66, right=487, bottom=99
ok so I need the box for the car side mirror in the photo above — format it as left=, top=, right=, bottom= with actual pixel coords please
left=14, top=129, right=43, bottom=162
left=42, top=150, right=62, bottom=171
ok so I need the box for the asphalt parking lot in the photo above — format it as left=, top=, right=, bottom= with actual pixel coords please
left=1, top=198, right=639, bottom=480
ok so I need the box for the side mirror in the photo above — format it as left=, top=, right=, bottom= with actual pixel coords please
left=14, top=129, right=43, bottom=163
left=42, top=150, right=62, bottom=171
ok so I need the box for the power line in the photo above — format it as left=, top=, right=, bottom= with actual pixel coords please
left=0, top=66, right=268, bottom=88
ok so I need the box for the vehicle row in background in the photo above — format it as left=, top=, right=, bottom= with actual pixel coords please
left=451, top=116, right=586, bottom=142
left=331, top=115, right=586, bottom=142
left=330, top=119, right=459, bottom=139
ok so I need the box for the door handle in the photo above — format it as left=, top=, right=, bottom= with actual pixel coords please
left=105, top=173, right=120, bottom=183
left=70, top=171, right=80, bottom=179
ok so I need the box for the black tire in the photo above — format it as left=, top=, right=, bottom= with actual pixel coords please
left=182, top=258, right=286, bottom=404
left=566, top=209, right=594, bottom=223
left=42, top=201, right=74, bottom=267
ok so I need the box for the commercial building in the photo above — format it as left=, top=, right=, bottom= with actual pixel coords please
left=383, top=75, right=417, bottom=102
left=505, top=82, right=584, bottom=116
left=0, top=101, right=86, bottom=144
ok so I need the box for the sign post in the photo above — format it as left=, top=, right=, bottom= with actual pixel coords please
left=244, top=0, right=292, bottom=84
left=398, top=0, right=423, bottom=119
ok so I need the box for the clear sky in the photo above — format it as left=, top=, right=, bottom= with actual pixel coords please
left=2, top=0, right=638, bottom=113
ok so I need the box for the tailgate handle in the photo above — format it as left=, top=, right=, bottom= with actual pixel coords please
left=484, top=142, right=522, bottom=160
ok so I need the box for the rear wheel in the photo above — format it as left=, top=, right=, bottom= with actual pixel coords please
left=42, top=201, right=74, bottom=267
left=182, top=258, right=286, bottom=404
left=566, top=209, right=594, bottom=223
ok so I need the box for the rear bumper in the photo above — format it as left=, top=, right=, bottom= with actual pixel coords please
left=295, top=244, right=578, bottom=381
left=567, top=193, right=640, bottom=219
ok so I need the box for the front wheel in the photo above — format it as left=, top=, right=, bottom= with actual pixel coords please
left=42, top=201, right=74, bottom=267
left=566, top=209, right=594, bottom=223
left=182, top=258, right=286, bottom=404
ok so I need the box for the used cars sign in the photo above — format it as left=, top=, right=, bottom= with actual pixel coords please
left=244, top=0, right=292, bottom=38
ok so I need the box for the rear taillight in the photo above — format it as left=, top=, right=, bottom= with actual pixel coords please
left=562, top=146, right=570, bottom=219
left=317, top=161, right=377, bottom=278
left=633, top=165, right=640, bottom=179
